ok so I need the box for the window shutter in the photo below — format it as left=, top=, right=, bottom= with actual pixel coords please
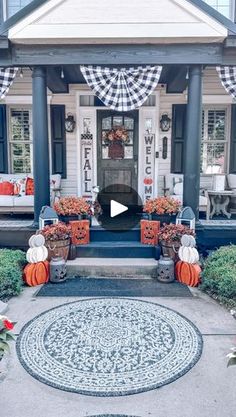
left=171, top=104, right=187, bottom=174
left=50, top=105, right=67, bottom=179
left=230, top=104, right=236, bottom=173
left=0, top=104, right=8, bottom=174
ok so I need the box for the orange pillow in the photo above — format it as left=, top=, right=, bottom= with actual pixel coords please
left=26, top=177, right=34, bottom=195
left=0, top=181, right=14, bottom=195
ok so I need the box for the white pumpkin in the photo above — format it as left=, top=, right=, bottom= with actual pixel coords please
left=178, top=246, right=199, bottom=264
left=28, top=234, right=45, bottom=248
left=27, top=234, right=48, bottom=263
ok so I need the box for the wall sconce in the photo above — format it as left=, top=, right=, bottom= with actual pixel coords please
left=65, top=113, right=76, bottom=133
left=160, top=113, right=171, bottom=132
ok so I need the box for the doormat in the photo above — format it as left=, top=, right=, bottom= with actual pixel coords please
left=17, top=298, right=202, bottom=396
left=36, top=277, right=193, bottom=298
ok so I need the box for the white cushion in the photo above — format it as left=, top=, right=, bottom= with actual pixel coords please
left=228, top=174, right=236, bottom=191
left=14, top=196, right=34, bottom=207
left=165, top=174, right=183, bottom=194
left=173, top=182, right=183, bottom=195
left=0, top=196, right=14, bottom=207
left=0, top=174, right=29, bottom=182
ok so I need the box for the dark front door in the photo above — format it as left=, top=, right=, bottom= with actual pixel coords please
left=97, top=110, right=139, bottom=206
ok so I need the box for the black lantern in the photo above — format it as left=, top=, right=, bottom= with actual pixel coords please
left=160, top=113, right=171, bottom=132
left=65, top=113, right=76, bottom=133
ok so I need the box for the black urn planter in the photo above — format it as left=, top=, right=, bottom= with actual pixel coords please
left=59, top=214, right=91, bottom=225
left=149, top=213, right=177, bottom=225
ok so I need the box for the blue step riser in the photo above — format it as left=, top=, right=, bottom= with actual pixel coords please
left=76, top=246, right=156, bottom=258
left=90, top=228, right=140, bottom=242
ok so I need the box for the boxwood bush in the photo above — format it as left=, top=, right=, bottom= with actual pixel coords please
left=201, top=245, right=236, bottom=308
left=0, top=249, right=26, bottom=300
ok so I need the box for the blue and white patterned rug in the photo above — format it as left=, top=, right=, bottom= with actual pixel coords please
left=16, top=298, right=203, bottom=396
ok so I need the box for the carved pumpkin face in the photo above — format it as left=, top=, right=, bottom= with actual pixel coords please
left=141, top=220, right=160, bottom=246
left=144, top=224, right=155, bottom=240
left=70, top=220, right=90, bottom=245
left=75, top=226, right=87, bottom=241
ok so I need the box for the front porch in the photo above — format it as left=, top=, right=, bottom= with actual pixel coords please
left=1, top=0, right=236, bottom=248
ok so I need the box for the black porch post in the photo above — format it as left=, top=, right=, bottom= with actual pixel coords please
left=32, top=66, right=50, bottom=225
left=183, top=65, right=203, bottom=221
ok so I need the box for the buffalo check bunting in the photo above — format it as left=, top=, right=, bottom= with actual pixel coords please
left=216, top=66, right=236, bottom=99
left=80, top=65, right=162, bottom=111
left=0, top=67, right=18, bottom=99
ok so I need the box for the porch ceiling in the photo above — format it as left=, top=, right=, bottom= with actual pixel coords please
left=47, top=64, right=188, bottom=94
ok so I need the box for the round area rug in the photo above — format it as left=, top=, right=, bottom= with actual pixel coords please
left=16, top=298, right=203, bottom=396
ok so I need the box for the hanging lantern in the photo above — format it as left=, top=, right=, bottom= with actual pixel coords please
left=65, top=113, right=76, bottom=133
left=160, top=113, right=171, bottom=132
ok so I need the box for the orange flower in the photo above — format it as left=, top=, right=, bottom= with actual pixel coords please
left=143, top=197, right=181, bottom=215
left=54, top=197, right=91, bottom=216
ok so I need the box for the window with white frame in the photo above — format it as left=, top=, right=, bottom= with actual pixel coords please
left=204, top=0, right=234, bottom=19
left=8, top=107, right=33, bottom=174
left=4, top=0, right=32, bottom=19
left=201, top=107, right=228, bottom=174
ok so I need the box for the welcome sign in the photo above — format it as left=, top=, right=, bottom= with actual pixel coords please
left=143, top=133, right=155, bottom=201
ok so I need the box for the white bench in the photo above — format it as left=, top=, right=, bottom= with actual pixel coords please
left=0, top=174, right=61, bottom=213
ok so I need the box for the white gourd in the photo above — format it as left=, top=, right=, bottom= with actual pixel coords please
left=26, top=234, right=48, bottom=264
left=178, top=234, right=199, bottom=264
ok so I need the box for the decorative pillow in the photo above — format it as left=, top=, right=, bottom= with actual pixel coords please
left=26, top=177, right=34, bottom=195
left=13, top=178, right=27, bottom=196
left=173, top=182, right=183, bottom=196
left=0, top=181, right=14, bottom=195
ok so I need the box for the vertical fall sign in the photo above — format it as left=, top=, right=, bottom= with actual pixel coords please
left=143, top=133, right=155, bottom=201
left=81, top=133, right=93, bottom=197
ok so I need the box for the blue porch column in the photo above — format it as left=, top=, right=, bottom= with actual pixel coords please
left=32, top=66, right=50, bottom=225
left=183, top=65, right=203, bottom=221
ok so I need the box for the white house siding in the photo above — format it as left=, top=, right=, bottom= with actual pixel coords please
left=1, top=66, right=232, bottom=197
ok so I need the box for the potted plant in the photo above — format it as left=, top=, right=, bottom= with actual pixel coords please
left=158, top=224, right=195, bottom=262
left=54, top=196, right=92, bottom=223
left=143, top=197, right=181, bottom=224
left=40, top=222, right=71, bottom=261
left=0, top=315, right=15, bottom=364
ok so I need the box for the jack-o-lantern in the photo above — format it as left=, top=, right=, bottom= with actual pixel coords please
left=70, top=220, right=90, bottom=245
left=141, top=220, right=160, bottom=246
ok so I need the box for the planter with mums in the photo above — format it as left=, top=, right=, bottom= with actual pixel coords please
left=54, top=196, right=92, bottom=224
left=40, top=222, right=71, bottom=261
left=158, top=224, right=195, bottom=262
left=143, top=197, right=181, bottom=224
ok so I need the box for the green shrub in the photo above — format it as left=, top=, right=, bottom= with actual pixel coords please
left=0, top=249, right=26, bottom=300
left=201, top=245, right=236, bottom=306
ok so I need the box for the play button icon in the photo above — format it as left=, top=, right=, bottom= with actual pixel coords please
left=95, top=184, right=143, bottom=232
left=110, top=200, right=128, bottom=218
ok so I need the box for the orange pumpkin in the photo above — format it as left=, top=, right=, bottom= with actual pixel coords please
left=23, top=261, right=49, bottom=287
left=175, top=261, right=201, bottom=287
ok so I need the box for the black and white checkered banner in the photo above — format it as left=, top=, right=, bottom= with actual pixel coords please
left=217, top=66, right=236, bottom=99
left=0, top=67, right=18, bottom=99
left=81, top=65, right=162, bottom=111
